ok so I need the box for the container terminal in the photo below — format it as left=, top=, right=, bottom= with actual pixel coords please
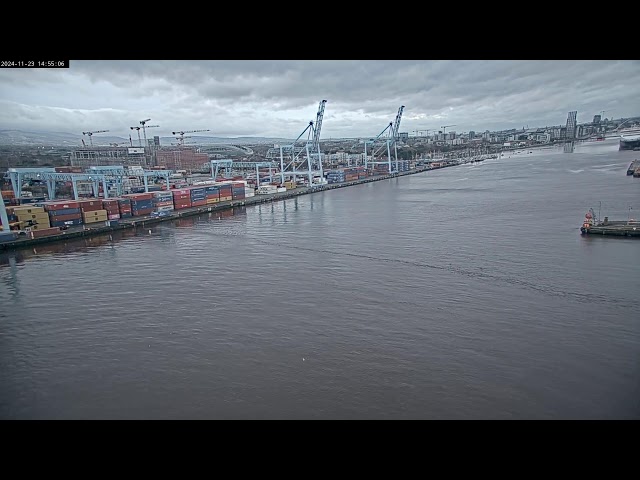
left=2, top=102, right=483, bottom=250
left=0, top=162, right=457, bottom=251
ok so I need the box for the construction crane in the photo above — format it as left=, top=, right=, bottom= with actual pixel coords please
left=130, top=126, right=143, bottom=146
left=82, top=130, right=109, bottom=146
left=171, top=129, right=210, bottom=146
left=441, top=124, right=457, bottom=134
left=139, top=119, right=159, bottom=148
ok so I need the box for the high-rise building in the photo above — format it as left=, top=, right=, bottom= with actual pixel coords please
left=593, top=115, right=601, bottom=124
left=154, top=136, right=160, bottom=146
left=565, top=111, right=578, bottom=140
left=468, top=131, right=475, bottom=139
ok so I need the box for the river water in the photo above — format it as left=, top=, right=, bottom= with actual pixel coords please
left=1, top=139, right=639, bottom=419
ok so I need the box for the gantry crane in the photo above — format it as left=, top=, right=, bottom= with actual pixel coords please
left=82, top=130, right=109, bottom=146
left=365, top=105, right=404, bottom=173
left=171, top=129, right=210, bottom=146
left=277, top=100, right=328, bottom=186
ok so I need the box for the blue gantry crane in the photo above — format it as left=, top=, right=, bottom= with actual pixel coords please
left=365, top=105, right=404, bottom=173
left=278, top=100, right=327, bottom=186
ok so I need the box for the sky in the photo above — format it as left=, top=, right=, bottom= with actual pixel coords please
left=0, top=60, right=639, bottom=140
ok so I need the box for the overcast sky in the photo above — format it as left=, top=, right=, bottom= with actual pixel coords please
left=1, top=60, right=638, bottom=140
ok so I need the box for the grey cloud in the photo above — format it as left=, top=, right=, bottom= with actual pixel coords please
left=0, top=60, right=638, bottom=138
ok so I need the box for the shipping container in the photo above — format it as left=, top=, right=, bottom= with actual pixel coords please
left=49, top=213, right=82, bottom=222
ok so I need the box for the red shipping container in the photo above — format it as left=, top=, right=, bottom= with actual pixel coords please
left=172, top=189, right=190, bottom=195
left=49, top=213, right=82, bottom=222
left=132, top=208, right=154, bottom=216
left=30, top=227, right=62, bottom=239
left=192, top=199, right=207, bottom=207
left=123, top=193, right=154, bottom=201
left=43, top=201, right=80, bottom=211
left=107, top=214, right=120, bottom=220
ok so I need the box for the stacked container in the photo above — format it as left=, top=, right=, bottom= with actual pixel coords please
left=1, top=190, right=14, bottom=201
left=82, top=209, right=108, bottom=224
left=257, top=185, right=277, bottom=195
left=326, top=170, right=346, bottom=184
left=172, top=188, right=192, bottom=210
left=205, top=185, right=220, bottom=204
left=244, top=185, right=255, bottom=198
left=231, top=182, right=246, bottom=200
left=76, top=199, right=107, bottom=224
left=102, top=199, right=121, bottom=220
left=189, top=187, right=207, bottom=207
left=8, top=205, right=51, bottom=230
left=153, top=191, right=175, bottom=213
left=118, top=197, right=132, bottom=218
left=123, top=193, right=155, bottom=217
left=44, top=200, right=83, bottom=228
left=218, top=183, right=232, bottom=202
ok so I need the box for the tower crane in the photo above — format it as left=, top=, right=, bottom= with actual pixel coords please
left=82, top=130, right=109, bottom=146
left=130, top=126, right=143, bottom=146
left=441, top=124, right=457, bottom=134
left=139, top=119, right=159, bottom=148
left=171, top=129, right=210, bottom=146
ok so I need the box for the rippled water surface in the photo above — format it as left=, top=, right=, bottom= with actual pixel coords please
left=1, top=140, right=639, bottom=419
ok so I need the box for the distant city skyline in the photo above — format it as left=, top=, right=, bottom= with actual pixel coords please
left=1, top=60, right=639, bottom=139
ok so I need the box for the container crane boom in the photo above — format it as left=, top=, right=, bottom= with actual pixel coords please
left=392, top=105, right=405, bottom=140
left=312, top=100, right=327, bottom=151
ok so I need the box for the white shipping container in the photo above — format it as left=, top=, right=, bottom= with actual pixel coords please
left=155, top=205, right=175, bottom=212
left=276, top=187, right=286, bottom=193
left=258, top=185, right=277, bottom=195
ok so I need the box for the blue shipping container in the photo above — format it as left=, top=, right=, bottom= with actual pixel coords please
left=48, top=208, right=82, bottom=216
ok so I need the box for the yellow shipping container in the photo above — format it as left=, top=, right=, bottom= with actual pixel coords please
left=10, top=206, right=45, bottom=215
left=83, top=216, right=107, bottom=224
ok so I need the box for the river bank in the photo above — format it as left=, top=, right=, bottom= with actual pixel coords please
left=0, top=164, right=444, bottom=251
